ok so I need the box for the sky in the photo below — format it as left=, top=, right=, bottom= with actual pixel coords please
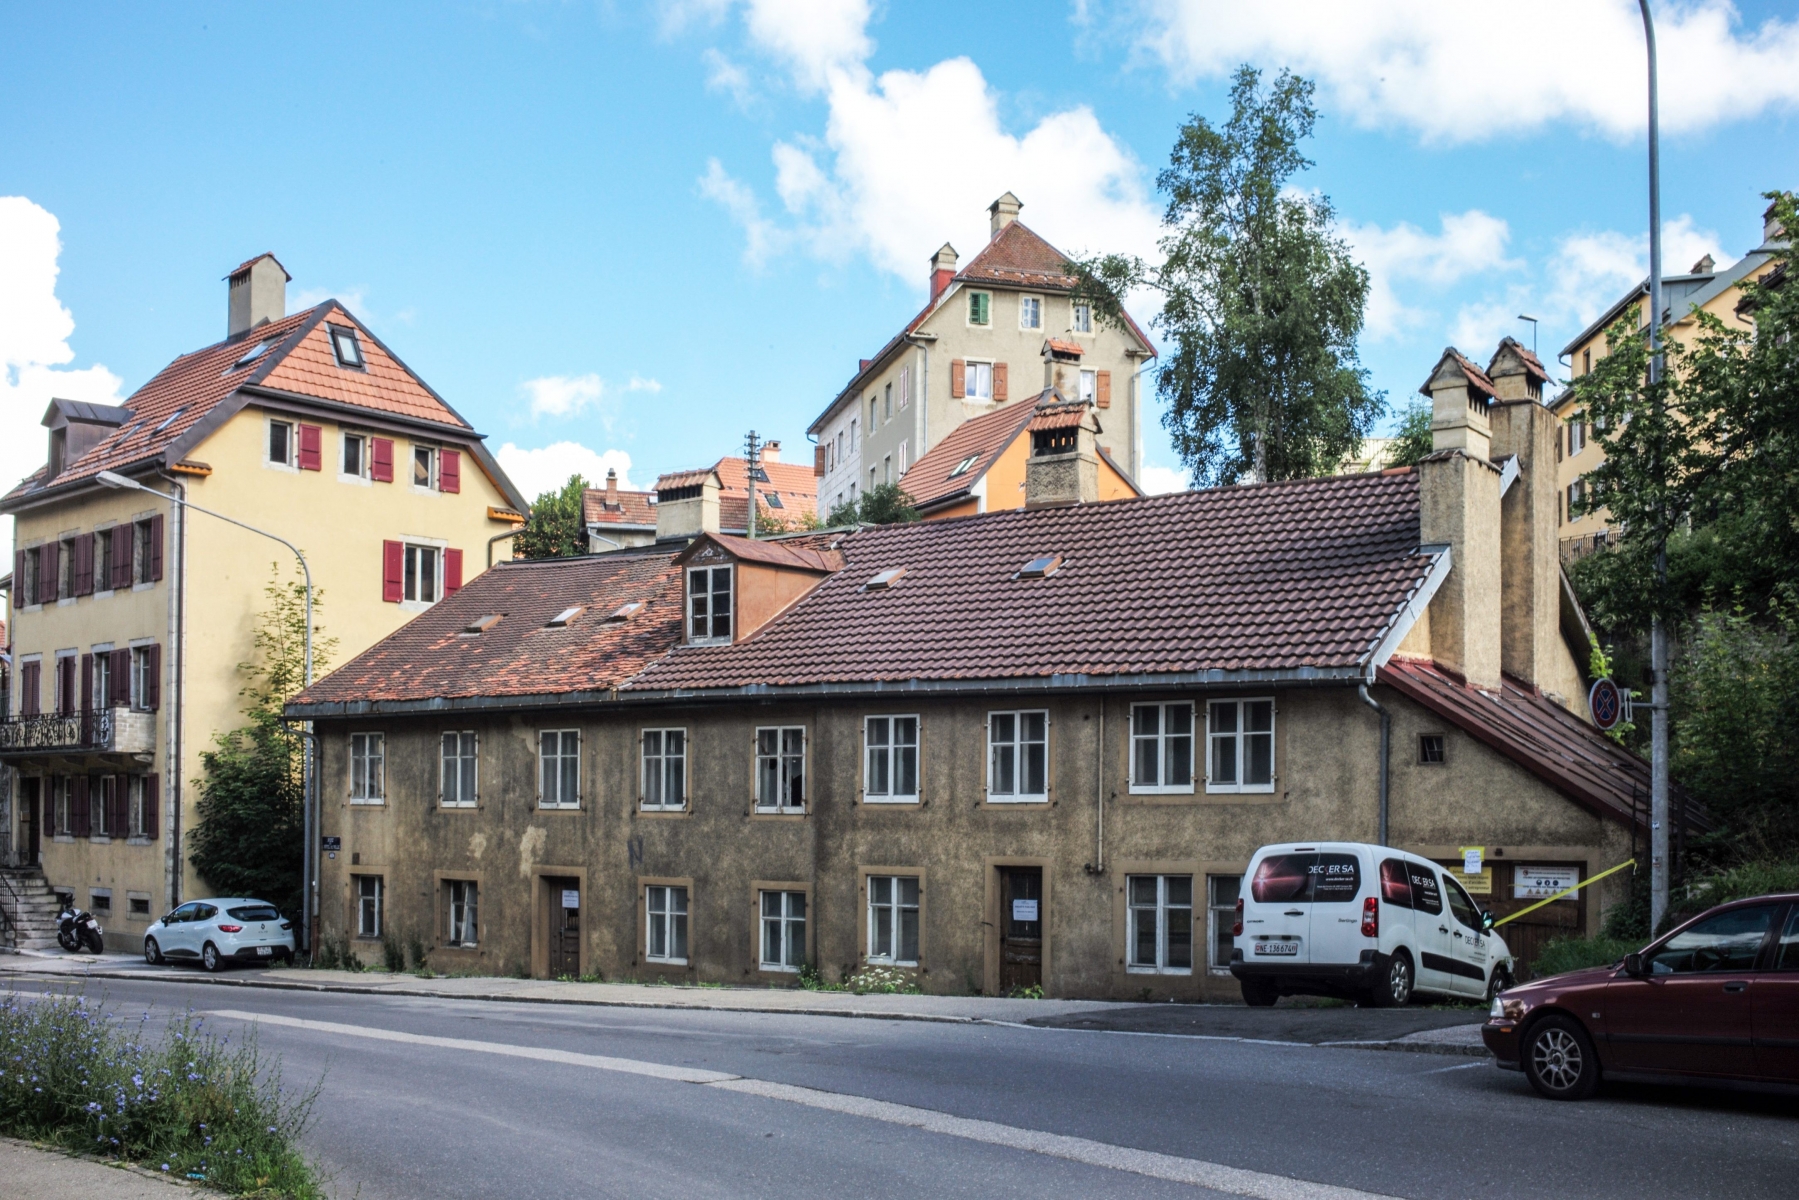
left=3, top=1, right=1796, bottom=535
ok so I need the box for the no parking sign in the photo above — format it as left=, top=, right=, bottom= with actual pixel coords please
left=1589, top=677, right=1623, bottom=730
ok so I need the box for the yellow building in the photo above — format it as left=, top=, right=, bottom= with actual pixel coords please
left=1554, top=197, right=1788, bottom=557
left=0, top=254, right=527, bottom=949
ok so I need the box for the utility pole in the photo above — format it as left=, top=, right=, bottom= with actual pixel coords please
left=745, top=430, right=761, bottom=540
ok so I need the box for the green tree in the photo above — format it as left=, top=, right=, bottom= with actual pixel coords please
left=1383, top=398, right=1435, bottom=470
left=515, top=474, right=588, bottom=558
left=823, top=482, right=918, bottom=528
left=187, top=565, right=337, bottom=916
left=1069, top=66, right=1383, bottom=486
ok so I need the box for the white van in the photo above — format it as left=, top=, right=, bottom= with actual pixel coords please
left=1229, top=842, right=1515, bottom=1007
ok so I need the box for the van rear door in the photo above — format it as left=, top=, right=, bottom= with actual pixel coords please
left=1302, top=851, right=1367, bottom=966
left=1244, top=851, right=1319, bottom=964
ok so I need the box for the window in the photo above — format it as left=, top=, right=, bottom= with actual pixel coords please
left=404, top=544, right=440, bottom=604
left=1445, top=876, right=1483, bottom=932
left=539, top=730, right=580, bottom=808
left=1073, top=303, right=1093, bottom=334
left=129, top=895, right=151, bottom=918
left=1776, top=906, right=1799, bottom=971
left=1646, top=905, right=1775, bottom=975
left=883, top=382, right=892, bottom=420
left=350, top=732, right=385, bottom=802
left=1019, top=295, right=1042, bottom=329
left=867, top=876, right=919, bottom=965
left=898, top=441, right=908, bottom=475
left=1128, top=875, right=1193, bottom=973
left=988, top=711, right=1048, bottom=801
left=18, top=549, right=38, bottom=607
left=869, top=396, right=879, bottom=429
left=330, top=325, right=365, bottom=368
left=1582, top=348, right=1592, bottom=375
left=90, top=890, right=111, bottom=916
left=94, top=533, right=113, bottom=593
left=646, top=885, right=688, bottom=963
left=1130, top=703, right=1194, bottom=794
left=760, top=890, right=807, bottom=971
left=268, top=419, right=293, bottom=466
left=1419, top=734, right=1446, bottom=765
left=342, top=433, right=366, bottom=478
left=133, top=519, right=158, bottom=585
left=1568, top=414, right=1587, bottom=456
left=1207, top=875, right=1240, bottom=970
left=1250, top=853, right=1362, bottom=904
left=864, top=716, right=919, bottom=802
left=965, top=361, right=994, bottom=401
left=92, top=651, right=112, bottom=709
left=54, top=653, right=75, bottom=715
left=357, top=876, right=384, bottom=938
left=129, top=647, right=155, bottom=712
left=641, top=729, right=686, bottom=810
left=968, top=291, right=991, bottom=326
left=1207, top=699, right=1274, bottom=792
left=883, top=455, right=892, bottom=485
left=441, top=732, right=477, bottom=807
left=91, top=779, right=112, bottom=838
left=413, top=446, right=435, bottom=489
left=53, top=777, right=70, bottom=836
left=756, top=727, right=805, bottom=813
left=849, top=418, right=857, bottom=451
left=127, top=776, right=147, bottom=839
left=898, top=366, right=910, bottom=410
left=687, top=566, right=732, bottom=643
left=58, top=538, right=75, bottom=599
left=446, top=880, right=478, bottom=947
left=1567, top=478, right=1587, bottom=516
left=948, top=453, right=979, bottom=479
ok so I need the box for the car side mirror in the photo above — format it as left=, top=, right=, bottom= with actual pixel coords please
left=1623, top=952, right=1645, bottom=977
left=1481, top=912, right=1495, bottom=932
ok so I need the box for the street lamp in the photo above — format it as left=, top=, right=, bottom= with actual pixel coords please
left=1517, top=314, right=1539, bottom=357
left=96, top=469, right=318, bottom=953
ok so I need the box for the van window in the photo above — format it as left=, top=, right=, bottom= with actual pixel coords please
left=1407, top=865, right=1443, bottom=915
left=1250, top=853, right=1360, bottom=904
left=1379, top=859, right=1414, bottom=907
left=1445, top=878, right=1483, bottom=931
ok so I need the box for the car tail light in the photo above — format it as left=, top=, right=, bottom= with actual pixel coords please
left=1232, top=897, right=1244, bottom=938
left=280, top=921, right=293, bottom=931
left=217, top=924, right=244, bottom=933
left=1361, top=896, right=1379, bottom=939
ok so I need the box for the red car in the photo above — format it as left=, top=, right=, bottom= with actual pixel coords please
left=1484, top=893, right=1799, bottom=1099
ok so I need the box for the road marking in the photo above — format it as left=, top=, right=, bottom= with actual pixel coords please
left=211, top=1008, right=1395, bottom=1200
left=1422, top=1060, right=1488, bottom=1074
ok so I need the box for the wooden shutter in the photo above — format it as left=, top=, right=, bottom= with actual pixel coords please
left=148, top=514, right=164, bottom=582
left=39, top=543, right=58, bottom=605
left=110, top=648, right=130, bottom=704
left=110, top=778, right=127, bottom=839
left=72, top=776, right=90, bottom=838
left=20, top=662, right=39, bottom=716
left=74, top=533, right=93, bottom=596
left=371, top=437, right=395, bottom=482
left=298, top=424, right=323, bottom=471
left=144, top=775, right=160, bottom=840
left=950, top=359, right=966, bottom=399
left=80, top=654, right=93, bottom=713
left=110, top=525, right=132, bottom=590
left=13, top=550, right=25, bottom=599
left=439, top=449, right=461, bottom=493
left=813, top=444, right=826, bottom=476
left=382, top=540, right=404, bottom=602
left=445, top=548, right=464, bottom=594
left=145, top=644, right=162, bottom=711
left=993, top=362, right=1008, bottom=401
left=1096, top=369, right=1111, bottom=409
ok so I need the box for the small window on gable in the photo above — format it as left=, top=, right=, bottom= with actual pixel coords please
left=968, top=291, right=991, bottom=326
left=154, top=409, right=184, bottom=433
left=688, top=565, right=733, bottom=643
left=750, top=466, right=770, bottom=483
left=1419, top=734, right=1446, bottom=765
left=330, top=325, right=365, bottom=369
left=948, top=453, right=980, bottom=479
left=1017, top=554, right=1062, bottom=579
left=546, top=606, right=584, bottom=628
left=607, top=600, right=645, bottom=622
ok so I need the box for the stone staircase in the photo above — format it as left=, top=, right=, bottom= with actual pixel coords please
left=0, top=866, right=66, bottom=952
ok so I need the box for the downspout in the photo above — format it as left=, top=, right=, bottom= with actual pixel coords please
left=1357, top=674, right=1390, bottom=847
left=1086, top=697, right=1105, bottom=874
left=156, top=470, right=187, bottom=909
left=487, top=526, right=521, bottom=569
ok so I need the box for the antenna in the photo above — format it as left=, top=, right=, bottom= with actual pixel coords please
left=744, top=429, right=761, bottom=540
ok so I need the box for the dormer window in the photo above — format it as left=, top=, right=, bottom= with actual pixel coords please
left=329, top=325, right=365, bottom=369
left=461, top=614, right=504, bottom=636
left=687, top=565, right=733, bottom=644
left=765, top=491, right=784, bottom=509
left=863, top=567, right=906, bottom=591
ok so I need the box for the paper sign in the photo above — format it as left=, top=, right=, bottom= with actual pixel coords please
left=1450, top=866, right=1492, bottom=895
left=1012, top=899, right=1038, bottom=922
left=1514, top=865, right=1579, bottom=900
left=561, top=890, right=580, bottom=910
left=1461, top=846, right=1484, bottom=874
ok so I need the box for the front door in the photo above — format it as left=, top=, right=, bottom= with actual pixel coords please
left=999, top=868, right=1043, bottom=994
left=547, top=879, right=580, bottom=979
left=19, top=779, right=39, bottom=866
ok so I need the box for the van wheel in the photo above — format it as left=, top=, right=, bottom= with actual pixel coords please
left=1485, top=965, right=1514, bottom=1002
left=1240, top=979, right=1279, bottom=1007
left=1371, top=952, right=1412, bottom=1007
left=1523, top=1016, right=1601, bottom=1100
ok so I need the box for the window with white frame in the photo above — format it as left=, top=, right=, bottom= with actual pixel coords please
left=128, top=776, right=147, bottom=839
left=988, top=711, right=1047, bottom=801
left=350, top=732, right=385, bottom=802
left=867, top=875, right=919, bottom=965
left=1568, top=414, right=1587, bottom=456
left=864, top=716, right=919, bottom=802
left=1128, top=874, right=1193, bottom=973
left=91, top=778, right=113, bottom=837
left=404, top=543, right=440, bottom=604
left=446, top=880, right=478, bottom=947
left=1207, top=875, right=1241, bottom=971
left=441, top=732, right=478, bottom=807
left=357, top=876, right=384, bottom=938
left=760, top=890, right=806, bottom=971
left=342, top=432, right=367, bottom=478
left=755, top=727, right=805, bottom=813
left=1130, top=703, right=1194, bottom=794
left=641, top=728, right=686, bottom=810
left=1019, top=294, right=1042, bottom=329
left=539, top=730, right=580, bottom=808
left=413, top=445, right=436, bottom=489
left=92, top=650, right=113, bottom=709
left=268, top=419, right=294, bottom=466
left=965, top=361, right=994, bottom=401
left=898, top=366, right=910, bottom=410
left=130, top=647, right=154, bottom=711
left=688, top=565, right=733, bottom=643
left=1072, top=303, right=1093, bottom=334
left=646, top=884, right=688, bottom=963
left=1207, top=699, right=1274, bottom=792
left=1079, top=369, right=1097, bottom=404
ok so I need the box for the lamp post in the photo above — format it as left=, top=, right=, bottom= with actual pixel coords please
left=1517, top=314, right=1539, bottom=357
left=97, top=470, right=317, bottom=952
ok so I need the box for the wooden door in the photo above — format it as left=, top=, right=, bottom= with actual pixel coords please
left=999, top=867, right=1043, bottom=994
left=1486, top=862, right=1586, bottom=981
left=20, top=779, right=39, bottom=867
left=547, top=879, right=580, bottom=978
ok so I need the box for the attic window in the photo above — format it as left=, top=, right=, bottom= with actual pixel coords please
left=329, top=326, right=365, bottom=369
left=461, top=614, right=504, bottom=635
left=606, top=600, right=646, bottom=622
left=154, top=408, right=185, bottom=433
left=863, top=567, right=907, bottom=591
left=231, top=341, right=272, bottom=370
left=765, top=492, right=785, bottom=509
left=1017, top=554, right=1063, bottom=579
left=546, top=606, right=584, bottom=628
left=947, top=453, right=980, bottom=479
left=750, top=467, right=770, bottom=483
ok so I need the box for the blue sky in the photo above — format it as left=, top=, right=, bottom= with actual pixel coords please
left=3, top=1, right=1795, bottom=516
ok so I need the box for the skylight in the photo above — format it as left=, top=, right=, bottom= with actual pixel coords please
left=461, top=614, right=504, bottom=635
left=330, top=326, right=365, bottom=369
left=231, top=341, right=272, bottom=370
left=947, top=453, right=980, bottom=479
left=749, top=467, right=770, bottom=483
left=862, top=567, right=907, bottom=591
left=606, top=600, right=646, bottom=622
left=153, top=408, right=185, bottom=433
left=765, top=492, right=785, bottom=509
left=1017, top=554, right=1063, bottom=579
left=546, top=606, right=584, bottom=628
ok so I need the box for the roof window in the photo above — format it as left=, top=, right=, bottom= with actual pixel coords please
left=461, top=614, right=504, bottom=636
left=862, top=567, right=907, bottom=591
left=606, top=600, right=646, bottom=622
left=1017, top=554, right=1063, bottom=579
left=947, top=453, right=980, bottom=479
left=750, top=466, right=770, bottom=483
left=230, top=341, right=272, bottom=371
left=153, top=408, right=185, bottom=433
left=546, top=606, right=584, bottom=628
left=765, top=491, right=785, bottom=509
left=329, top=325, right=365, bottom=369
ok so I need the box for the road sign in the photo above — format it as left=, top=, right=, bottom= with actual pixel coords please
left=1589, top=677, right=1624, bottom=730
left=320, top=835, right=342, bottom=851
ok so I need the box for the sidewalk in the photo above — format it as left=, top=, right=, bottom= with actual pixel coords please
left=0, top=1137, right=212, bottom=1199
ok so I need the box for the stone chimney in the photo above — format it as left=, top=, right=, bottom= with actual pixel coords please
left=605, top=468, right=619, bottom=509
left=989, top=192, right=1022, bottom=240
left=655, top=470, right=721, bottom=541
left=1487, top=340, right=1561, bottom=692
left=1024, top=400, right=1102, bottom=508
left=1764, top=194, right=1788, bottom=244
left=762, top=440, right=781, bottom=464
left=1041, top=338, right=1082, bottom=393
left=1417, top=348, right=1503, bottom=690
left=226, top=253, right=290, bottom=339
left=930, top=243, right=958, bottom=300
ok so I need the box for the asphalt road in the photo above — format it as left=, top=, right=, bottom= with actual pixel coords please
left=9, top=976, right=1797, bottom=1200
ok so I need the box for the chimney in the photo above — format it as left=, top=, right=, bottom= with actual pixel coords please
left=1487, top=340, right=1563, bottom=694
left=1417, top=348, right=1503, bottom=690
left=930, top=243, right=958, bottom=300
left=1041, top=338, right=1082, bottom=393
left=1690, top=253, right=1715, bottom=275
left=989, top=192, right=1022, bottom=240
left=1764, top=194, right=1789, bottom=245
left=655, top=471, right=721, bottom=541
left=1024, top=400, right=1102, bottom=508
left=605, top=468, right=619, bottom=509
left=762, top=440, right=781, bottom=464
left=226, top=253, right=290, bottom=339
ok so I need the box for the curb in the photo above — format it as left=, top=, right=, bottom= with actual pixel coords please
left=0, top=1136, right=218, bottom=1193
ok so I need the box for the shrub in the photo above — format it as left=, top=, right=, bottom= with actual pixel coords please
left=1530, top=936, right=1640, bottom=981
left=842, top=965, right=921, bottom=995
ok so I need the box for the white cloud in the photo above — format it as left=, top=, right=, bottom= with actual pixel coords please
left=1544, top=215, right=1726, bottom=333
left=1342, top=210, right=1519, bottom=339
left=702, top=48, right=755, bottom=108
left=495, top=441, right=637, bottom=501
left=1136, top=0, right=1799, bottom=142
left=741, top=0, right=871, bottom=93
left=1139, top=463, right=1190, bottom=494
left=517, top=372, right=661, bottom=422
left=700, top=158, right=790, bottom=268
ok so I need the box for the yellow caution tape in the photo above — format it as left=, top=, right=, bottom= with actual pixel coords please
left=1492, top=858, right=1637, bottom=928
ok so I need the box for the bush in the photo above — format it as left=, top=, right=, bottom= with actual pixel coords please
left=842, top=965, right=921, bottom=995
left=0, top=991, right=320, bottom=1197
left=1530, top=936, right=1640, bottom=981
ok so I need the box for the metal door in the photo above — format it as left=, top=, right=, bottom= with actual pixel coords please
left=1406, top=863, right=1458, bottom=994
left=548, top=880, right=580, bottom=978
left=999, top=868, right=1042, bottom=993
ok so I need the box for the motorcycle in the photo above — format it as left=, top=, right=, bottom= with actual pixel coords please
left=57, top=904, right=105, bottom=954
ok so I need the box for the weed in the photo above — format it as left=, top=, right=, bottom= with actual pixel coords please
left=796, top=963, right=842, bottom=992
left=842, top=966, right=921, bottom=995
left=381, top=935, right=406, bottom=974
left=404, top=933, right=429, bottom=973
left=1004, top=984, right=1044, bottom=1000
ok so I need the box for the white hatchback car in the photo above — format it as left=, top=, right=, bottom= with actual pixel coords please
left=1230, top=842, right=1515, bottom=1007
left=144, top=898, right=296, bottom=972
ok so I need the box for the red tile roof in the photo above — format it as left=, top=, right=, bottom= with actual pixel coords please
left=898, top=398, right=1038, bottom=512
left=1422, top=347, right=1497, bottom=400
left=713, top=455, right=818, bottom=512
left=957, top=221, right=1080, bottom=291
left=1027, top=400, right=1091, bottom=433
left=654, top=468, right=718, bottom=492
left=1043, top=337, right=1085, bottom=358
left=583, top=487, right=656, bottom=528
left=1487, top=337, right=1551, bottom=384
left=679, top=532, right=843, bottom=574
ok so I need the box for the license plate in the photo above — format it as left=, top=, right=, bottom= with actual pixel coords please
left=1254, top=941, right=1299, bottom=956
left=256, top=946, right=273, bottom=956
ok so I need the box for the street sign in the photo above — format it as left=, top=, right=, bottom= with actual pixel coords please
left=1515, top=865, right=1579, bottom=899
left=320, top=836, right=342, bottom=852
left=1589, top=677, right=1624, bottom=730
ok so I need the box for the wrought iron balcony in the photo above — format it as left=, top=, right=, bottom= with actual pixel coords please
left=0, top=707, right=155, bottom=757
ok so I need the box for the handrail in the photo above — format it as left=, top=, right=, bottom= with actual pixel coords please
left=0, top=707, right=121, bottom=754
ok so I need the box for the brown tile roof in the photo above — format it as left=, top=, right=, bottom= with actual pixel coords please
left=583, top=487, right=656, bottom=528
left=898, top=398, right=1038, bottom=512
left=1487, top=337, right=1551, bottom=384
left=680, top=532, right=843, bottom=574
left=654, top=468, right=718, bottom=492
left=257, top=310, right=469, bottom=427
left=626, top=471, right=1437, bottom=692
left=1027, top=400, right=1091, bottom=432
left=1421, top=347, right=1497, bottom=401
left=957, top=221, right=1080, bottom=291
left=713, top=455, right=818, bottom=511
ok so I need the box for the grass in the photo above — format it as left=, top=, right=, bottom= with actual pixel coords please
left=1530, top=936, right=1640, bottom=980
left=0, top=990, right=321, bottom=1198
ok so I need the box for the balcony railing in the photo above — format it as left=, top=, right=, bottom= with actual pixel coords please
left=0, top=707, right=155, bottom=757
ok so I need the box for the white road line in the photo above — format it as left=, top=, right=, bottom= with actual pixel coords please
left=1421, top=1060, right=1488, bottom=1074
left=210, top=1008, right=1396, bottom=1200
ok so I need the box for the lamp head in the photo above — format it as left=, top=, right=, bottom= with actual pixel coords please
left=95, top=471, right=141, bottom=491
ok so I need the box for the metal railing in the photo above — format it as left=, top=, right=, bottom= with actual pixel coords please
left=0, top=708, right=122, bottom=755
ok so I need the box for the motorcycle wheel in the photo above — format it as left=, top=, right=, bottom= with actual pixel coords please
left=82, top=928, right=104, bottom=954
left=57, top=931, right=79, bottom=952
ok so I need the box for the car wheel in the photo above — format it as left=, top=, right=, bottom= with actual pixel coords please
left=144, top=937, right=163, bottom=965
left=1371, top=952, right=1413, bottom=1008
left=201, top=942, right=223, bottom=973
left=1485, top=964, right=1514, bottom=1003
left=1523, top=1015, right=1601, bottom=1101
left=1240, top=979, right=1279, bottom=1007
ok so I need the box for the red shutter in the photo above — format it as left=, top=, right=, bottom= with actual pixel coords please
left=110, top=525, right=132, bottom=590
left=39, top=543, right=58, bottom=605
left=298, top=424, right=323, bottom=471
left=145, top=644, right=162, bottom=711
left=148, top=514, right=164, bottom=582
left=439, top=449, right=461, bottom=493
left=1096, top=370, right=1112, bottom=409
left=382, top=540, right=404, bottom=602
left=993, top=362, right=1008, bottom=401
left=20, top=662, right=39, bottom=716
left=371, top=437, right=395, bottom=482
left=110, top=648, right=130, bottom=705
left=72, top=776, right=90, bottom=838
left=144, top=775, right=160, bottom=840
left=950, top=359, right=966, bottom=399
left=445, top=548, right=463, bottom=594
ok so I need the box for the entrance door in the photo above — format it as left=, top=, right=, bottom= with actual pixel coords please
left=999, top=867, right=1043, bottom=994
left=547, top=879, right=580, bottom=979
left=19, top=779, right=39, bottom=866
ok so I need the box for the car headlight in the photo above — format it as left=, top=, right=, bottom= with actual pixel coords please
left=1489, top=996, right=1506, bottom=1020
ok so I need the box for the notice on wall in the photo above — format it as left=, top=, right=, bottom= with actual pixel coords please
left=1515, top=865, right=1580, bottom=900
left=1012, top=899, right=1039, bottom=922
left=1448, top=865, right=1493, bottom=895
left=561, top=890, right=580, bottom=910
left=1461, top=846, right=1484, bottom=874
